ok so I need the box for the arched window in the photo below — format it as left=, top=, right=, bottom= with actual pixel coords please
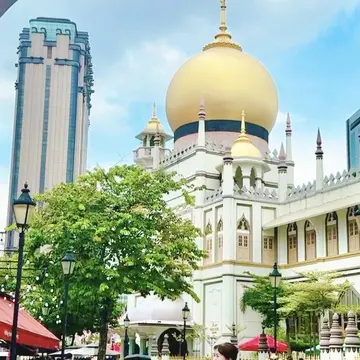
left=235, top=167, right=243, bottom=189
left=250, top=168, right=256, bottom=188
left=326, top=212, right=338, bottom=256
left=304, top=220, right=316, bottom=260
left=150, top=136, right=155, bottom=147
left=216, top=219, right=223, bottom=262
left=287, top=222, right=298, bottom=264
left=347, top=207, right=359, bottom=253
left=204, top=221, right=213, bottom=265
left=237, top=216, right=250, bottom=262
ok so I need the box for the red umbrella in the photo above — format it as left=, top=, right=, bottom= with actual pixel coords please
left=238, top=335, right=288, bottom=352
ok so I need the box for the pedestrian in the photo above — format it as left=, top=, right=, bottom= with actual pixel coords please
left=213, top=342, right=238, bottom=360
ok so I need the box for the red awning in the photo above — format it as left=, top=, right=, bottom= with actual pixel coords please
left=239, top=335, right=288, bottom=352
left=0, top=296, right=59, bottom=350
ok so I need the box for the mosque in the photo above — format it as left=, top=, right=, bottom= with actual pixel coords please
left=125, top=0, right=360, bottom=356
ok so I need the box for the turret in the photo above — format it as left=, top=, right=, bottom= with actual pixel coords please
left=197, top=98, right=206, bottom=148
left=315, top=128, right=324, bottom=191
left=133, top=103, right=172, bottom=170
left=285, top=112, right=294, bottom=187
left=195, top=99, right=207, bottom=206
left=278, top=143, right=288, bottom=202
left=285, top=112, right=292, bottom=160
left=230, top=111, right=270, bottom=189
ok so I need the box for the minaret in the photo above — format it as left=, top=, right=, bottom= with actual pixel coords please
left=316, top=128, right=324, bottom=191
left=197, top=98, right=206, bottom=147
left=152, top=124, right=161, bottom=170
left=285, top=113, right=292, bottom=161
left=134, top=103, right=172, bottom=170
left=278, top=143, right=288, bottom=202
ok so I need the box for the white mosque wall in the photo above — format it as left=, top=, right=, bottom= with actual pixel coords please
left=236, top=281, right=262, bottom=340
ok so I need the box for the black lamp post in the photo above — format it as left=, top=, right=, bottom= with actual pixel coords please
left=10, top=183, right=36, bottom=360
left=269, top=262, right=282, bottom=354
left=124, top=313, right=130, bottom=357
left=60, top=251, right=76, bottom=360
left=182, top=302, right=190, bottom=360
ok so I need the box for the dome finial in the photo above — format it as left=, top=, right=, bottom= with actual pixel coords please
left=152, top=102, right=157, bottom=118
left=219, top=0, right=228, bottom=33
left=203, top=0, right=242, bottom=51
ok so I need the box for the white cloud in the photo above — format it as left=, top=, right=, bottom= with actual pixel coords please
left=228, top=0, right=360, bottom=50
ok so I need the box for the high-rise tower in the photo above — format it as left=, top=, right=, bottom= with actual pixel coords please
left=6, top=17, right=94, bottom=248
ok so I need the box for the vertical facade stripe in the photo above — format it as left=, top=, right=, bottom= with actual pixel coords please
left=7, top=44, right=28, bottom=249
left=66, top=49, right=80, bottom=182
left=39, top=65, right=52, bottom=193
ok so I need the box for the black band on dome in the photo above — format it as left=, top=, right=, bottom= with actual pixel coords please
left=174, top=120, right=269, bottom=142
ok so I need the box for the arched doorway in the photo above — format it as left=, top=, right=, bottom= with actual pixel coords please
left=157, top=328, right=188, bottom=356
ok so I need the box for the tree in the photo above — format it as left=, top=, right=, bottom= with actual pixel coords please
left=25, top=165, right=205, bottom=360
left=279, top=271, right=351, bottom=353
left=241, top=270, right=351, bottom=353
left=240, top=272, right=288, bottom=329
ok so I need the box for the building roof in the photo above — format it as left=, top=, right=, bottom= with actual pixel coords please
left=126, top=297, right=192, bottom=325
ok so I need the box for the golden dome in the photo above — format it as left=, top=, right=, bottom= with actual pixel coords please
left=165, top=1, right=278, bottom=136
left=231, top=111, right=262, bottom=159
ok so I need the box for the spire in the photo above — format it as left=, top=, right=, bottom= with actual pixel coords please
left=198, top=98, right=206, bottom=120
left=203, top=0, right=242, bottom=51
left=152, top=102, right=157, bottom=118
left=315, top=128, right=323, bottom=159
left=231, top=110, right=262, bottom=158
left=286, top=113, right=292, bottom=135
left=197, top=98, right=206, bottom=147
left=219, top=0, right=228, bottom=34
left=278, top=143, right=287, bottom=171
left=240, top=110, right=246, bottom=134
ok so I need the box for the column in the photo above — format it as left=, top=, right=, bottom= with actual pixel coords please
left=221, top=275, right=235, bottom=338
left=344, top=311, right=360, bottom=360
left=320, top=317, right=330, bottom=360
left=258, top=330, right=269, bottom=360
left=329, top=313, right=344, bottom=360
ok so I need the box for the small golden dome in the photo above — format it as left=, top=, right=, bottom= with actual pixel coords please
left=231, top=111, right=262, bottom=159
left=165, top=1, right=278, bottom=135
left=136, top=103, right=173, bottom=141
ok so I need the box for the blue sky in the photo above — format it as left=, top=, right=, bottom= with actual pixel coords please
left=0, top=0, right=360, bottom=228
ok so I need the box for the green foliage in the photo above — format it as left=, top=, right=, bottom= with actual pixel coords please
left=24, top=165, right=205, bottom=352
left=240, top=272, right=288, bottom=328
left=279, top=271, right=351, bottom=317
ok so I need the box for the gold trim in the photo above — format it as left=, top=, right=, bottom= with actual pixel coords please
left=201, top=251, right=360, bottom=270
left=281, top=250, right=360, bottom=269
left=203, top=41, right=242, bottom=51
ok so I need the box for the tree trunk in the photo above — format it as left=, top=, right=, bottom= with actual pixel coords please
left=98, top=300, right=110, bottom=360
left=71, top=333, right=76, bottom=346
left=285, top=318, right=291, bottom=354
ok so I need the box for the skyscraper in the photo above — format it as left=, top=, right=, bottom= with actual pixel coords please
left=6, top=17, right=94, bottom=248
left=346, top=109, right=360, bottom=170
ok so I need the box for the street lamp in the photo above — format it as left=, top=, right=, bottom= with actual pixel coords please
left=124, top=313, right=130, bottom=357
left=10, top=183, right=36, bottom=360
left=182, top=302, right=190, bottom=360
left=60, top=251, right=76, bottom=360
left=269, top=262, right=282, bottom=354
